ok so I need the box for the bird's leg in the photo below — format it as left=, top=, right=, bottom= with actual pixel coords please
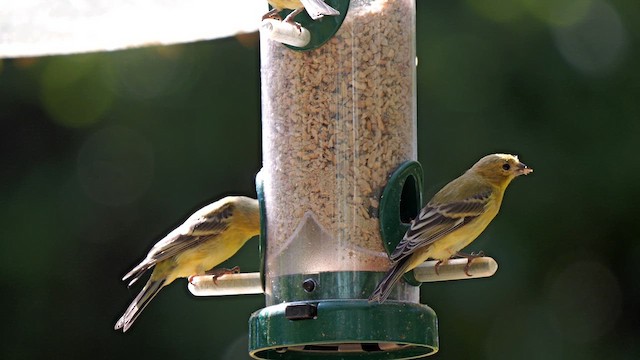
left=262, top=8, right=282, bottom=21
left=204, top=266, right=241, bottom=285
left=283, top=8, right=304, bottom=32
left=454, top=251, right=485, bottom=276
left=434, top=259, right=448, bottom=275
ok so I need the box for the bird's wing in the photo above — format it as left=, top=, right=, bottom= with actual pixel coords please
left=300, top=0, right=340, bottom=19
left=122, top=202, right=234, bottom=285
left=389, top=190, right=492, bottom=263
left=147, top=202, right=234, bottom=262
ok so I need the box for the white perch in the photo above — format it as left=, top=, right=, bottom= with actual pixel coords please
left=188, top=272, right=263, bottom=296
left=188, top=257, right=498, bottom=296
left=260, top=19, right=311, bottom=47
left=413, top=257, right=498, bottom=282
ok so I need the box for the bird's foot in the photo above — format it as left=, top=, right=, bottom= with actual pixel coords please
left=454, top=251, right=485, bottom=276
left=283, top=8, right=304, bottom=32
left=434, top=259, right=448, bottom=275
left=262, top=8, right=282, bottom=21
left=285, top=19, right=302, bottom=32
left=205, top=266, right=240, bottom=285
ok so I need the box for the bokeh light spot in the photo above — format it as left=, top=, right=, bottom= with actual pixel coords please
left=40, top=54, right=115, bottom=127
left=77, top=125, right=154, bottom=206
left=14, top=57, right=39, bottom=69
left=553, top=0, right=627, bottom=75
left=546, top=260, right=622, bottom=343
left=522, top=0, right=593, bottom=27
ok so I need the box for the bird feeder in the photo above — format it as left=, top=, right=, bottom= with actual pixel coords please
left=189, top=0, right=498, bottom=359
left=256, top=0, right=438, bottom=357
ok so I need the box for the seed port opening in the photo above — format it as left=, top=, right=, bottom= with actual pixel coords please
left=400, top=174, right=420, bottom=224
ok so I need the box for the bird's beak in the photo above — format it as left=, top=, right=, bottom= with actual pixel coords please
left=517, top=162, right=533, bottom=175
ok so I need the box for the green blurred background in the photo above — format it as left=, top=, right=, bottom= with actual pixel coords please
left=1, top=0, right=638, bottom=359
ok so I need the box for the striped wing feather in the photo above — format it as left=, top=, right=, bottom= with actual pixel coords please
left=389, top=191, right=491, bottom=263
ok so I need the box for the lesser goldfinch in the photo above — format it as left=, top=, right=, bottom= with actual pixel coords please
left=263, top=0, right=340, bottom=27
left=114, top=196, right=260, bottom=332
left=369, top=154, right=533, bottom=303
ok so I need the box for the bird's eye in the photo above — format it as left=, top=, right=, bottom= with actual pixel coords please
left=502, top=163, right=511, bottom=171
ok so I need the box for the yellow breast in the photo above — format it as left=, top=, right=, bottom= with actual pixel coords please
left=154, top=228, right=256, bottom=285
left=406, top=197, right=501, bottom=270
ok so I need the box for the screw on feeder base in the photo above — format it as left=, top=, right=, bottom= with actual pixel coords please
left=302, top=278, right=317, bottom=293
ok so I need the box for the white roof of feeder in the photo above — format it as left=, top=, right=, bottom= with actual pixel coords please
left=0, top=0, right=266, bottom=58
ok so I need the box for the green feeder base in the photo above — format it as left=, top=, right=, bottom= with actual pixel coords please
left=249, top=300, right=438, bottom=359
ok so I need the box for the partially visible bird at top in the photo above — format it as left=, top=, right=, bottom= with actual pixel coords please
left=114, top=196, right=260, bottom=332
left=369, top=154, right=533, bottom=303
left=263, top=0, right=340, bottom=29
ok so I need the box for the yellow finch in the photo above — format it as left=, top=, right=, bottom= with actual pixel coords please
left=369, top=154, right=533, bottom=303
left=263, top=0, right=340, bottom=27
left=114, top=196, right=260, bottom=332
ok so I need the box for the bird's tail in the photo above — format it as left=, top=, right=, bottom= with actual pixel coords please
left=122, top=261, right=154, bottom=288
left=369, top=258, right=411, bottom=303
left=114, top=278, right=165, bottom=332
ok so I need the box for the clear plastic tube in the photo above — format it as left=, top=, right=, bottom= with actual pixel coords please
left=261, top=0, right=416, bottom=304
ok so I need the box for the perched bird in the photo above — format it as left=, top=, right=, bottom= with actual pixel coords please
left=369, top=154, right=533, bottom=303
left=263, top=0, right=340, bottom=28
left=114, top=196, right=260, bottom=332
